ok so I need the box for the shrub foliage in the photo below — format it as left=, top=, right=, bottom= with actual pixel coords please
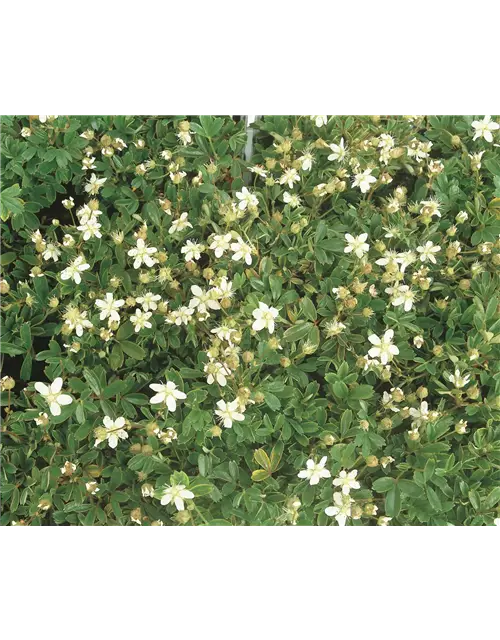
left=1, top=115, right=500, bottom=526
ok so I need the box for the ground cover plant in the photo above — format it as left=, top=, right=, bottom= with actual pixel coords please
left=1, top=114, right=499, bottom=526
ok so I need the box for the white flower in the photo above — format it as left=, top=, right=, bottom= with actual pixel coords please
left=63, top=305, right=93, bottom=337
left=127, top=238, right=158, bottom=269
left=413, top=335, right=424, bottom=349
left=38, top=115, right=58, bottom=123
left=84, top=173, right=107, bottom=195
left=396, top=250, right=417, bottom=273
left=211, top=325, right=238, bottom=344
left=189, top=285, right=220, bottom=314
left=95, top=293, right=125, bottom=322
left=367, top=329, right=399, bottom=365
left=77, top=214, right=102, bottom=240
left=455, top=420, right=468, bottom=435
left=214, top=399, right=245, bottom=429
left=130, top=308, right=152, bottom=332
left=62, top=234, right=75, bottom=247
left=250, top=165, right=267, bottom=178
left=494, top=518, right=500, bottom=526
left=252, top=302, right=279, bottom=334
left=379, top=133, right=395, bottom=150
left=34, top=377, right=72, bottom=416
left=136, top=292, right=161, bottom=311
left=325, top=320, right=346, bottom=337
left=417, top=241, right=441, bottom=264
left=60, top=461, right=76, bottom=475
left=86, top=482, right=99, bottom=495
left=21, top=127, right=31, bottom=138
left=169, top=212, right=192, bottom=234
left=204, top=360, right=231, bottom=386
left=82, top=156, right=96, bottom=171
left=409, top=401, right=429, bottom=427
left=471, top=116, right=499, bottom=143
left=344, top=233, right=369, bottom=259
left=62, top=197, right=75, bottom=209
left=352, top=168, right=376, bottom=194
left=333, top=469, right=360, bottom=495
left=159, top=484, right=194, bottom=511
left=381, top=456, right=395, bottom=469
left=378, top=516, right=392, bottom=526
left=209, top=233, right=232, bottom=258
left=311, top=116, right=328, bottom=127
left=298, top=152, right=314, bottom=171
left=181, top=240, right=205, bottom=262
left=328, top=138, right=347, bottom=162
left=279, top=168, right=300, bottom=189
left=177, top=130, right=193, bottom=146
left=469, top=151, right=484, bottom=170
left=34, top=412, right=49, bottom=426
left=231, top=238, right=253, bottom=265
left=42, top=243, right=61, bottom=262
left=325, top=492, right=353, bottom=526
left=420, top=198, right=441, bottom=219
left=94, top=416, right=128, bottom=448
left=448, top=369, right=471, bottom=389
left=390, top=284, right=416, bottom=312
left=283, top=192, right=301, bottom=208
left=235, top=186, right=258, bottom=210
left=60, top=256, right=90, bottom=284
left=297, top=456, right=331, bottom=486
left=149, top=381, right=186, bottom=411
left=166, top=306, right=194, bottom=326
left=456, top=211, right=468, bottom=224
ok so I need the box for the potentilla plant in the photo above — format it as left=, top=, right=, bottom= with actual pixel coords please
left=1, top=114, right=500, bottom=526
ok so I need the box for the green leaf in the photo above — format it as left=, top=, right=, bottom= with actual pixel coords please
left=120, top=341, right=146, bottom=360
left=0, top=251, right=16, bottom=266
left=385, top=484, right=401, bottom=518
left=251, top=469, right=270, bottom=482
left=398, top=480, right=423, bottom=498
left=301, top=297, right=317, bottom=321
left=283, top=323, right=312, bottom=342
left=0, top=342, right=25, bottom=356
left=1, top=183, right=24, bottom=221
left=340, top=409, right=353, bottom=435
left=426, top=486, right=442, bottom=511
left=372, top=477, right=395, bottom=493
left=263, top=391, right=281, bottom=411
left=349, top=385, right=374, bottom=400
left=332, top=381, right=348, bottom=399
left=83, top=368, right=102, bottom=396
left=254, top=448, right=272, bottom=471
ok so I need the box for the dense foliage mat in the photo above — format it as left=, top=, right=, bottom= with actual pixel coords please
left=1, top=114, right=500, bottom=526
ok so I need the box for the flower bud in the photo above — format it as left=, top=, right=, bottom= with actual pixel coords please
left=0, top=279, right=10, bottom=294
left=359, top=420, right=370, bottom=431
left=210, top=425, right=222, bottom=437
left=142, top=445, right=153, bottom=455
left=380, top=418, right=393, bottom=430
left=0, top=376, right=15, bottom=391
left=322, top=434, right=336, bottom=446
left=459, top=279, right=471, bottom=290
left=130, top=443, right=142, bottom=454
left=280, top=357, right=291, bottom=368
left=380, top=368, right=392, bottom=382
left=451, top=135, right=461, bottom=147
left=416, top=386, right=428, bottom=399
left=365, top=455, right=379, bottom=467
left=466, top=386, right=480, bottom=400
left=432, top=345, right=443, bottom=357
left=364, top=503, right=378, bottom=516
